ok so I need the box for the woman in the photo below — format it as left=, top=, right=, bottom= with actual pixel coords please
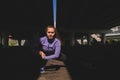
left=38, top=25, right=61, bottom=73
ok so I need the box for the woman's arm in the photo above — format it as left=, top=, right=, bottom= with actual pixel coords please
left=39, top=51, right=46, bottom=59
left=43, top=41, right=61, bottom=60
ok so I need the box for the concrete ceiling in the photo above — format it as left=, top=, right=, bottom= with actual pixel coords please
left=0, top=0, right=120, bottom=33
left=0, top=0, right=53, bottom=32
left=57, top=0, right=120, bottom=32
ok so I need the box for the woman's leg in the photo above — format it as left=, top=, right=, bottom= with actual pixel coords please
left=39, top=58, right=48, bottom=73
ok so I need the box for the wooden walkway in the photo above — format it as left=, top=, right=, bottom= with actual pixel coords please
left=37, top=60, right=72, bottom=80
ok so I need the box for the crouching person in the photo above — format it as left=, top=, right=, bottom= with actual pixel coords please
left=38, top=25, right=61, bottom=73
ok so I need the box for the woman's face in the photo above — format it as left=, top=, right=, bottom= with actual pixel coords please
left=46, top=27, right=55, bottom=39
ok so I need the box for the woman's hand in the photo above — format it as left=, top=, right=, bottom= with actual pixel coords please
left=39, top=51, right=46, bottom=59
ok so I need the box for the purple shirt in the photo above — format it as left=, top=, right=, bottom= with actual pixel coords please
left=39, top=36, right=61, bottom=60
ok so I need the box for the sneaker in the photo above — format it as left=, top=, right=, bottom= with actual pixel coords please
left=40, top=67, right=45, bottom=73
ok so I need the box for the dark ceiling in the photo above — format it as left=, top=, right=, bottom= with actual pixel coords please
left=57, top=0, right=120, bottom=32
left=0, top=0, right=120, bottom=33
left=0, top=0, right=53, bottom=32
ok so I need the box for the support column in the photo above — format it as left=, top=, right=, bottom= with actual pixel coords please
left=87, top=33, right=92, bottom=46
left=101, top=33, right=106, bottom=45
left=71, top=32, right=75, bottom=46
left=2, top=32, right=8, bottom=47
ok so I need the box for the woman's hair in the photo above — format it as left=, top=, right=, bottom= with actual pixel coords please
left=45, top=25, right=55, bottom=33
left=45, top=25, right=61, bottom=42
